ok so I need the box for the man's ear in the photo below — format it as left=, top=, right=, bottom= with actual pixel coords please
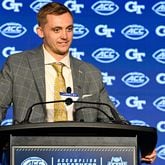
left=36, top=26, right=44, bottom=38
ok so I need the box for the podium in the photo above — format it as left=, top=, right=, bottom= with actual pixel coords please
left=0, top=122, right=157, bottom=165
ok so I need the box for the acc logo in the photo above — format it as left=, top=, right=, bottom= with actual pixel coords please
left=91, top=0, right=119, bottom=16
left=92, top=48, right=120, bottom=63
left=129, top=120, right=150, bottom=126
left=2, top=47, right=22, bottom=58
left=122, top=72, right=149, bottom=88
left=156, top=73, right=165, bottom=84
left=121, top=24, right=149, bottom=40
left=152, top=49, right=165, bottom=64
left=109, top=96, right=120, bottom=108
left=30, top=0, right=52, bottom=13
left=2, top=0, right=23, bottom=12
left=152, top=1, right=165, bottom=16
left=125, top=48, right=145, bottom=62
left=0, top=22, right=26, bottom=38
left=64, top=0, right=84, bottom=13
left=153, top=96, right=165, bottom=112
left=73, top=23, right=89, bottom=39
left=157, top=121, right=165, bottom=132
left=156, top=145, right=165, bottom=160
left=21, top=157, right=47, bottom=165
left=156, top=25, right=165, bottom=37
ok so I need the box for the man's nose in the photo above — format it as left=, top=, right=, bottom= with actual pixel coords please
left=60, top=30, right=67, bottom=39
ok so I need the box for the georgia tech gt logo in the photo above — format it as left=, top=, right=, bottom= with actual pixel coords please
left=64, top=0, right=84, bottom=13
left=122, top=72, right=149, bottom=88
left=125, top=48, right=145, bottom=62
left=157, top=121, right=165, bottom=132
left=2, top=47, right=22, bottom=58
left=2, top=0, right=23, bottom=12
left=156, top=25, right=165, bottom=37
left=91, top=0, right=119, bottom=16
left=126, top=96, right=146, bottom=110
left=125, top=1, right=145, bottom=14
left=95, top=24, right=115, bottom=38
left=121, top=24, right=149, bottom=40
left=156, top=73, right=165, bottom=84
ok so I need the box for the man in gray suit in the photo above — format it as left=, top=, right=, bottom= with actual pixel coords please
left=0, top=2, right=125, bottom=125
left=0, top=2, right=156, bottom=163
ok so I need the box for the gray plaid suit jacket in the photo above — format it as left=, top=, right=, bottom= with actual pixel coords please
left=0, top=46, right=126, bottom=124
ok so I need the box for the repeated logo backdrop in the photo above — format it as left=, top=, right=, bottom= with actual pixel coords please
left=0, top=0, right=165, bottom=164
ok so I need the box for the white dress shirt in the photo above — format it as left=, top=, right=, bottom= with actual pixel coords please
left=43, top=46, right=74, bottom=122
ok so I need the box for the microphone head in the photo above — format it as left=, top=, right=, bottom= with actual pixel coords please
left=67, top=87, right=72, bottom=93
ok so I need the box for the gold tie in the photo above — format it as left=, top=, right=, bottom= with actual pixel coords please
left=52, top=63, right=67, bottom=121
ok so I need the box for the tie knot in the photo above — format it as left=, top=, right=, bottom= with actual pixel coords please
left=52, top=63, right=64, bottom=74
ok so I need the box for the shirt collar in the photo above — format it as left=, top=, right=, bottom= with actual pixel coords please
left=43, top=45, right=71, bottom=68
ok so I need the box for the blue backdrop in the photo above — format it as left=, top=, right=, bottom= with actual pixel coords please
left=0, top=0, right=165, bottom=164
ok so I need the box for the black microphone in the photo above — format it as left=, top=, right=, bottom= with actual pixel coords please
left=21, top=87, right=129, bottom=125
left=21, top=87, right=73, bottom=124
left=69, top=99, right=129, bottom=124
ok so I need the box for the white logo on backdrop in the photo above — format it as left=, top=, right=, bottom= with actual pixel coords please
left=152, top=1, right=165, bottom=16
left=156, top=25, right=165, bottom=37
left=102, top=72, right=115, bottom=86
left=109, top=96, right=120, bottom=108
left=130, top=120, right=150, bottom=126
left=125, top=48, right=145, bottom=62
left=30, top=0, right=52, bottom=13
left=92, top=48, right=120, bottom=63
left=153, top=96, right=165, bottom=112
left=0, top=22, right=27, bottom=38
left=156, top=145, right=165, bottom=160
left=125, top=1, right=145, bottom=14
left=122, top=72, right=150, bottom=88
left=121, top=24, right=149, bottom=40
left=91, top=0, right=119, bottom=16
left=64, top=0, right=84, bottom=13
left=69, top=48, right=84, bottom=60
left=2, top=47, right=22, bottom=58
left=95, top=24, right=115, bottom=38
left=73, top=23, right=89, bottom=39
left=2, top=0, right=23, bottom=12
left=21, top=157, right=48, bottom=165
left=156, top=73, right=165, bottom=84
left=152, top=49, right=165, bottom=64
left=126, top=96, right=146, bottom=110
left=157, top=121, right=165, bottom=132
left=107, top=157, right=128, bottom=165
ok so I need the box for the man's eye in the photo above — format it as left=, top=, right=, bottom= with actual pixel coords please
left=67, top=27, right=73, bottom=32
left=53, top=28, right=60, bottom=33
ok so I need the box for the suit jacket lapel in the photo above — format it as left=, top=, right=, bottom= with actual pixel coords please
left=27, top=46, right=45, bottom=102
left=70, top=56, right=84, bottom=98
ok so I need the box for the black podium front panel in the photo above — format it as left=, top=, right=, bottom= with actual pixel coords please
left=11, top=136, right=137, bottom=165
left=13, top=146, right=135, bottom=165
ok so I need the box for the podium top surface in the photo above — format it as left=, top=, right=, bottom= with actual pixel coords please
left=0, top=122, right=157, bottom=156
